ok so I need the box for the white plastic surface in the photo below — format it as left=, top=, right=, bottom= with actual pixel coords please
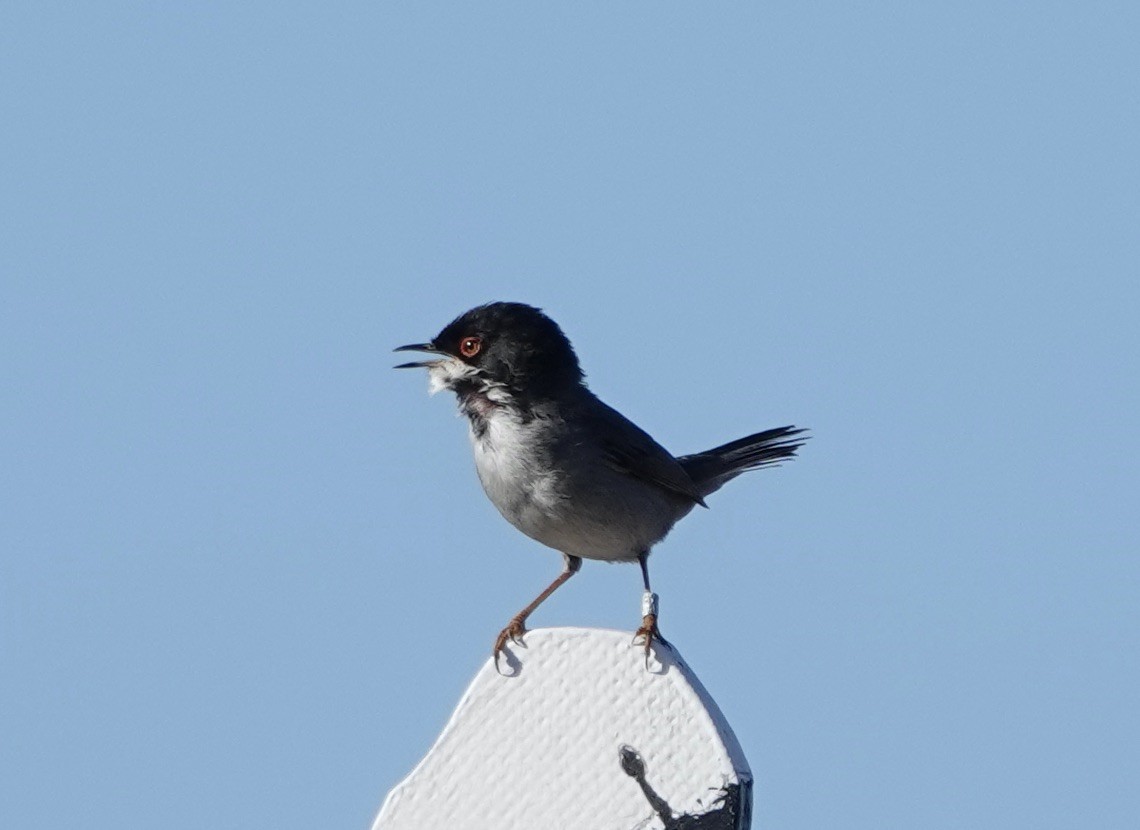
left=373, top=627, right=751, bottom=830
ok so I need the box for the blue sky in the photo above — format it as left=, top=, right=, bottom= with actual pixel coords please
left=2, top=3, right=1137, bottom=828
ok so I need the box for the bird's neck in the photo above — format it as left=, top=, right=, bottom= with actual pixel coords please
left=452, top=376, right=579, bottom=436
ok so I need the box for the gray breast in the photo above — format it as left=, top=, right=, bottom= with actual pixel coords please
left=469, top=409, right=684, bottom=562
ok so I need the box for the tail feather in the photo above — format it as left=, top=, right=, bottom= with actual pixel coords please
left=678, top=425, right=807, bottom=499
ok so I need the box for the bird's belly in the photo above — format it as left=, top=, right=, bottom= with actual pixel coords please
left=471, top=423, right=679, bottom=562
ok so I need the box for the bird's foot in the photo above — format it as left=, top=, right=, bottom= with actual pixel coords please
left=493, top=615, right=528, bottom=674
left=632, top=613, right=667, bottom=669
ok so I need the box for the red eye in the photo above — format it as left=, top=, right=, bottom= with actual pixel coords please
left=459, top=336, right=482, bottom=358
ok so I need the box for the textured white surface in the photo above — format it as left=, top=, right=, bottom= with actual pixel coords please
left=373, top=627, right=750, bottom=830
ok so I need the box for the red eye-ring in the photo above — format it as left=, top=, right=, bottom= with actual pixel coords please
left=459, top=336, right=482, bottom=358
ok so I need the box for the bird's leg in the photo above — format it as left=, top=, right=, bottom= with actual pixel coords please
left=632, top=551, right=665, bottom=663
left=494, top=554, right=581, bottom=672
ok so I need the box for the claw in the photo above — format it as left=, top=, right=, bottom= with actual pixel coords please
left=493, top=615, right=528, bottom=674
left=632, top=613, right=664, bottom=670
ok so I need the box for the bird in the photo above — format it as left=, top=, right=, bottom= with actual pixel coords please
left=395, top=301, right=805, bottom=669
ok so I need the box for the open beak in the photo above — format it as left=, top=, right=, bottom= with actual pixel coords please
left=393, top=342, right=441, bottom=369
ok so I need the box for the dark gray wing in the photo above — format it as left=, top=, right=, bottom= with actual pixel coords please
left=584, top=399, right=707, bottom=508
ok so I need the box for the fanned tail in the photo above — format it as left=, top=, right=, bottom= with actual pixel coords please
left=678, top=425, right=807, bottom=499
